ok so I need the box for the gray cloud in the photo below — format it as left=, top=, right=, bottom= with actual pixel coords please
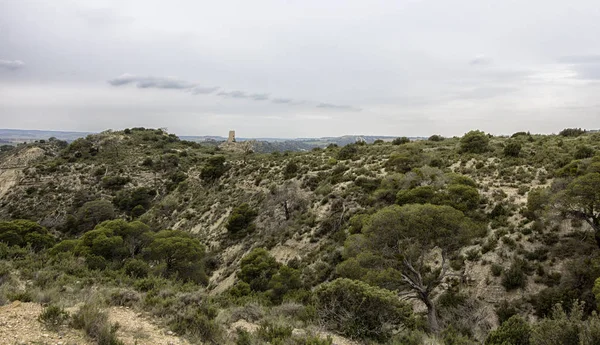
left=558, top=55, right=600, bottom=80
left=217, top=90, right=247, bottom=98
left=249, top=93, right=269, bottom=101
left=190, top=86, right=220, bottom=94
left=108, top=74, right=198, bottom=89
left=317, top=103, right=362, bottom=112
left=272, top=98, right=293, bottom=104
left=0, top=59, right=25, bottom=70
left=558, top=55, right=600, bottom=64
left=469, top=55, right=492, bottom=66
left=456, top=86, right=518, bottom=100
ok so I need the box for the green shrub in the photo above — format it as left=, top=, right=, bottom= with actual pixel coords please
left=559, top=128, right=585, bottom=137
left=574, top=145, right=594, bottom=159
left=460, top=130, right=489, bottom=153
left=257, top=321, right=293, bottom=344
left=314, top=278, right=413, bottom=341
left=101, top=175, right=131, bottom=190
left=71, top=303, right=124, bottom=345
left=283, top=161, right=300, bottom=179
left=392, top=137, right=410, bottom=145
left=238, top=248, right=280, bottom=292
left=485, top=315, right=530, bottom=345
left=123, top=259, right=149, bottom=278
left=38, top=305, right=70, bottom=330
left=74, top=200, right=116, bottom=233
left=201, top=155, right=227, bottom=181
left=144, top=230, right=207, bottom=284
left=337, top=144, right=358, bottom=160
left=226, top=204, right=258, bottom=235
left=502, top=260, right=527, bottom=291
left=491, top=263, right=503, bottom=277
left=0, top=220, right=55, bottom=251
left=504, top=141, right=522, bottom=157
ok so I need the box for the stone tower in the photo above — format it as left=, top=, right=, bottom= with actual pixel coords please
left=228, top=130, right=236, bottom=143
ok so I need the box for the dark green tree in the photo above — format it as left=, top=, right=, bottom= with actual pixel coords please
left=339, top=204, right=483, bottom=333
left=145, top=230, right=207, bottom=284
left=74, top=200, right=115, bottom=233
left=314, top=278, right=413, bottom=341
left=554, top=173, right=600, bottom=247
left=226, top=203, right=258, bottom=235
left=0, top=220, right=55, bottom=251
left=238, top=248, right=280, bottom=292
left=460, top=130, right=489, bottom=154
left=485, top=315, right=530, bottom=345
left=392, top=137, right=411, bottom=145
left=200, top=155, right=227, bottom=182
left=504, top=141, right=522, bottom=157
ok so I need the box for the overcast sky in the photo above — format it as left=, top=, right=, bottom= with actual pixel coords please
left=1, top=0, right=599, bottom=138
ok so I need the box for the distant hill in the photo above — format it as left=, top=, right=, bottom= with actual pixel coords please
left=0, top=129, right=422, bottom=152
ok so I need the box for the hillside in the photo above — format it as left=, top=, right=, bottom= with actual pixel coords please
left=0, top=127, right=599, bottom=344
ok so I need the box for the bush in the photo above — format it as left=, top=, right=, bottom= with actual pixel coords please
left=460, top=130, right=489, bottom=154
left=201, top=155, right=227, bottom=181
left=283, top=161, right=300, bottom=179
left=71, top=303, right=124, bottom=345
left=123, top=259, right=150, bottom=278
left=428, top=134, right=445, bottom=142
left=491, top=263, right=503, bottom=277
left=38, top=305, right=70, bottom=330
left=74, top=200, right=116, bottom=233
left=504, top=141, right=522, bottom=157
left=238, top=248, right=280, bottom=292
left=502, top=260, right=527, bottom=291
left=257, top=321, right=293, bottom=343
left=337, top=144, right=358, bottom=160
left=574, top=145, right=594, bottom=159
left=112, top=187, right=156, bottom=215
left=0, top=220, right=55, bottom=251
left=559, top=128, right=585, bottom=137
left=392, top=137, right=410, bottom=145
left=101, top=175, right=131, bottom=190
left=226, top=203, right=258, bottom=235
left=314, top=278, right=413, bottom=341
left=485, top=315, right=530, bottom=345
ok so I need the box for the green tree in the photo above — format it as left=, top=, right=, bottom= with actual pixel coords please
left=530, top=301, right=594, bottom=345
left=267, top=265, right=302, bottom=303
left=554, top=173, right=600, bottom=247
left=74, top=200, right=115, bottom=233
left=460, top=130, right=489, bottom=154
left=340, top=204, right=483, bottom=333
left=504, top=141, right=522, bottom=157
left=145, top=230, right=207, bottom=284
left=226, top=203, right=258, bottom=235
left=238, top=248, right=280, bottom=292
left=0, top=220, right=55, bottom=251
left=314, top=278, right=413, bottom=341
left=485, top=315, right=531, bottom=345
left=574, top=145, right=594, bottom=159
left=392, top=137, right=411, bottom=145
left=337, top=144, right=358, bottom=160
left=200, top=155, right=227, bottom=182
left=283, top=161, right=300, bottom=179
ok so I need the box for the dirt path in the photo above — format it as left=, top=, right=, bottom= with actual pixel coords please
left=0, top=301, right=91, bottom=345
left=0, top=301, right=190, bottom=345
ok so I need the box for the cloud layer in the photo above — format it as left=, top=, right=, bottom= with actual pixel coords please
left=0, top=60, right=25, bottom=70
left=2, top=1, right=600, bottom=137
left=109, top=74, right=361, bottom=111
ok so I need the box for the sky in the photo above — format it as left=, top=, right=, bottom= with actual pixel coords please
left=1, top=0, right=599, bottom=138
